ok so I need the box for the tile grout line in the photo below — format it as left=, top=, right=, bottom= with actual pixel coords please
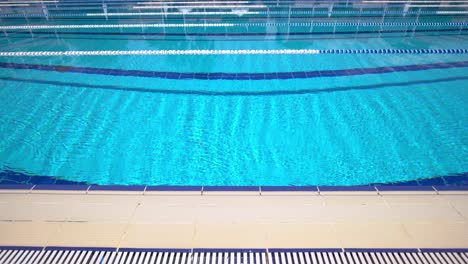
left=116, top=196, right=144, bottom=251
left=445, top=199, right=468, bottom=222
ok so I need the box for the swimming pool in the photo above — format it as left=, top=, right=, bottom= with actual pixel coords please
left=0, top=0, right=467, bottom=186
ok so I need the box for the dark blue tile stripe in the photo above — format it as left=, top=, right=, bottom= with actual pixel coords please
left=0, top=184, right=33, bottom=190
left=261, top=186, right=318, bottom=192
left=434, top=185, right=468, bottom=191
left=33, top=184, right=88, bottom=191
left=0, top=246, right=43, bottom=250
left=193, top=249, right=266, bottom=253
left=88, top=185, right=145, bottom=191
left=145, top=186, right=202, bottom=191
left=119, top=248, right=191, bottom=253
left=44, top=246, right=116, bottom=251
left=1, top=171, right=467, bottom=190
left=0, top=60, right=467, bottom=81
left=203, top=186, right=259, bottom=192
left=318, top=186, right=376, bottom=192
left=375, top=185, right=435, bottom=191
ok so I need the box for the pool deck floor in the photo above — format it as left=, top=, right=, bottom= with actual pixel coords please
left=0, top=189, right=467, bottom=249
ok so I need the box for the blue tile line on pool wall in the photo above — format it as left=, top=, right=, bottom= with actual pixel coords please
left=0, top=170, right=467, bottom=190
left=0, top=60, right=468, bottom=81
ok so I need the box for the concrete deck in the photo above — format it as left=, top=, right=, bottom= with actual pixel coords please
left=0, top=189, right=467, bottom=249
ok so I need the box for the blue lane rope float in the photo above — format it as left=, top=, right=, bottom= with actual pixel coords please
left=0, top=10, right=467, bottom=17
left=0, top=22, right=467, bottom=30
left=0, top=48, right=467, bottom=56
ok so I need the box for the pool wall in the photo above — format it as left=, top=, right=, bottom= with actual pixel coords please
left=0, top=170, right=467, bottom=191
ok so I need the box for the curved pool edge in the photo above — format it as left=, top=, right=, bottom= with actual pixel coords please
left=1, top=170, right=467, bottom=192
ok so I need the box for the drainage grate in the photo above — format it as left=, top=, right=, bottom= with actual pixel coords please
left=268, top=249, right=468, bottom=264
left=0, top=247, right=466, bottom=264
left=192, top=249, right=267, bottom=264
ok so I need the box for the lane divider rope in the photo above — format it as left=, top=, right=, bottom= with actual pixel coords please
left=87, top=11, right=261, bottom=16
left=0, top=49, right=467, bottom=56
left=0, top=22, right=466, bottom=30
left=0, top=10, right=466, bottom=17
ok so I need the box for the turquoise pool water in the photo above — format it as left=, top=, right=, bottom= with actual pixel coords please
left=0, top=2, right=467, bottom=186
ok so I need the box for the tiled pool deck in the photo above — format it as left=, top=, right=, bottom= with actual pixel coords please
left=0, top=184, right=467, bottom=250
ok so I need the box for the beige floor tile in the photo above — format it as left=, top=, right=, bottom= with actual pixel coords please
left=265, top=223, right=340, bottom=248
left=439, top=195, right=468, bottom=220
left=120, top=224, right=195, bottom=248
left=195, top=196, right=270, bottom=224
left=0, top=189, right=31, bottom=194
left=320, top=191, right=378, bottom=196
left=382, top=194, right=448, bottom=205
left=0, top=222, right=60, bottom=246
left=87, top=191, right=144, bottom=195
left=0, top=194, right=84, bottom=221
left=438, top=191, right=468, bottom=195
left=258, top=195, right=325, bottom=205
left=403, top=222, right=468, bottom=248
left=379, top=191, right=436, bottom=196
left=334, top=222, right=416, bottom=248
left=193, top=224, right=268, bottom=248
left=31, top=190, right=88, bottom=195
left=132, top=196, right=201, bottom=224
left=195, top=196, right=327, bottom=224
left=382, top=195, right=466, bottom=221
left=0, top=193, right=33, bottom=203
left=68, top=195, right=141, bottom=223
left=132, top=204, right=198, bottom=224
left=387, top=204, right=464, bottom=222
left=319, top=204, right=394, bottom=222
left=320, top=195, right=392, bottom=222
left=48, top=223, right=126, bottom=247
left=1, top=193, right=467, bottom=249
left=322, top=195, right=386, bottom=206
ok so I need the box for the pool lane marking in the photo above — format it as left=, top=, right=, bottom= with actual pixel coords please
left=437, top=11, right=468, bottom=14
left=0, top=23, right=236, bottom=30
left=1, top=22, right=467, bottom=30
left=1, top=61, right=467, bottom=81
left=0, top=49, right=467, bottom=57
left=0, top=3, right=29, bottom=6
left=137, top=1, right=250, bottom=4
left=86, top=11, right=261, bottom=16
left=133, top=5, right=267, bottom=9
left=1, top=10, right=466, bottom=17
left=7, top=28, right=465, bottom=38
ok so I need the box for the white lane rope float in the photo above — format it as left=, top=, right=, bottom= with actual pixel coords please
left=0, top=22, right=467, bottom=30
left=0, top=10, right=466, bottom=17
left=0, top=49, right=466, bottom=57
left=0, top=23, right=236, bottom=29
left=86, top=11, right=261, bottom=16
